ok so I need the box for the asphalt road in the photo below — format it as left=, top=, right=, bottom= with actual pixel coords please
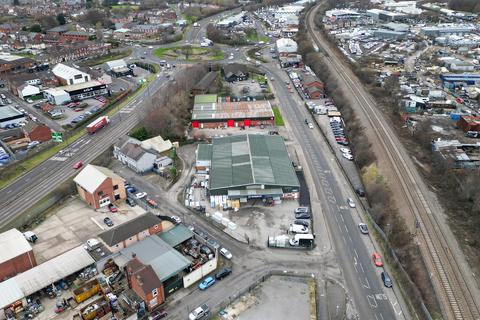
left=261, top=63, right=401, bottom=320
left=0, top=71, right=175, bottom=227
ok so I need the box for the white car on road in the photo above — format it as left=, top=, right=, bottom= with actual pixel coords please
left=340, top=147, right=351, bottom=154
left=343, top=153, right=353, bottom=160
left=347, top=198, right=356, bottom=208
left=220, top=248, right=233, bottom=259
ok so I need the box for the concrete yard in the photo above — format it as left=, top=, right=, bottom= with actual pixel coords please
left=31, top=197, right=145, bottom=263
left=234, top=276, right=311, bottom=320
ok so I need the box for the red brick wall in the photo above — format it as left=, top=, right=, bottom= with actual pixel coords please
left=197, top=119, right=274, bottom=129
left=148, top=223, right=163, bottom=235
left=129, top=276, right=165, bottom=311
left=0, top=251, right=36, bottom=280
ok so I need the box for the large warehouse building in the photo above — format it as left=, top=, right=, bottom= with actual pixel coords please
left=196, top=134, right=300, bottom=207
left=191, top=94, right=274, bottom=129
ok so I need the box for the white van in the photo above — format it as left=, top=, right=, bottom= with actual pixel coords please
left=289, top=224, right=309, bottom=234
left=289, top=234, right=314, bottom=247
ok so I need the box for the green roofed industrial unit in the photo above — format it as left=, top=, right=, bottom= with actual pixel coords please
left=195, top=134, right=300, bottom=207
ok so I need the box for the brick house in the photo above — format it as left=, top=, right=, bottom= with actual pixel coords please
left=126, top=257, right=164, bottom=311
left=0, top=229, right=37, bottom=280
left=73, top=164, right=126, bottom=209
left=59, top=31, right=89, bottom=43
left=302, top=74, right=324, bottom=89
left=98, top=213, right=165, bottom=252
left=22, top=122, right=51, bottom=142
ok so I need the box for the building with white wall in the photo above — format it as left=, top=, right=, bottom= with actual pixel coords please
left=52, top=63, right=91, bottom=86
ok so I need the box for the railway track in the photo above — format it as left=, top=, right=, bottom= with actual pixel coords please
left=305, top=4, right=480, bottom=320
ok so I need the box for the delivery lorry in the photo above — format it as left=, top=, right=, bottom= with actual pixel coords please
left=86, top=116, right=109, bottom=134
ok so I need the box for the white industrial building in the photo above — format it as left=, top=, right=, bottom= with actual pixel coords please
left=276, top=38, right=298, bottom=56
left=43, top=88, right=71, bottom=105
left=52, top=63, right=91, bottom=86
left=17, top=84, right=40, bottom=100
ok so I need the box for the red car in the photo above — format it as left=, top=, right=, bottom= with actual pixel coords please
left=147, top=198, right=158, bottom=207
left=72, top=161, right=83, bottom=169
left=372, top=252, right=383, bottom=267
left=108, top=204, right=118, bottom=213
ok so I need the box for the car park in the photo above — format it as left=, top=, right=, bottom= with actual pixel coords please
left=198, top=276, right=215, bottom=290
left=108, top=204, right=118, bottom=213
left=135, top=192, right=147, bottom=199
left=358, top=223, right=368, bottom=234
left=372, top=252, right=383, bottom=267
left=381, top=271, right=393, bottom=288
left=171, top=215, right=182, bottom=224
left=215, top=267, right=232, bottom=280
left=220, top=247, right=232, bottom=259
left=72, top=161, right=83, bottom=169
left=347, top=198, right=356, bottom=208
left=103, top=217, right=114, bottom=227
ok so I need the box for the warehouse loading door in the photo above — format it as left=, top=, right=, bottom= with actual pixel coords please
left=227, top=120, right=234, bottom=127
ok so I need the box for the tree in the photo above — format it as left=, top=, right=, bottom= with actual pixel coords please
left=29, top=24, right=42, bottom=33
left=79, top=9, right=108, bottom=26
left=56, top=13, right=66, bottom=25
left=39, top=16, right=58, bottom=29
left=95, top=22, right=103, bottom=40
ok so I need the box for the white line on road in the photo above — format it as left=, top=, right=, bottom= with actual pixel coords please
left=354, top=249, right=359, bottom=259
left=91, top=217, right=105, bottom=231
left=359, top=262, right=365, bottom=273
left=340, top=214, right=345, bottom=222
left=344, top=224, right=348, bottom=233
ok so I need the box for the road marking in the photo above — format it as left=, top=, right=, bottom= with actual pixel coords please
left=344, top=225, right=348, bottom=233
left=354, top=249, right=359, bottom=258
left=91, top=217, right=105, bottom=230
left=367, top=295, right=377, bottom=308
left=359, top=262, right=365, bottom=273
left=353, top=257, right=358, bottom=272
left=361, top=277, right=370, bottom=289
left=340, top=215, right=344, bottom=222
left=391, top=301, right=402, bottom=315
left=50, top=156, right=68, bottom=161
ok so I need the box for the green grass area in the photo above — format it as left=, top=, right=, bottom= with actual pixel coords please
left=272, top=106, right=285, bottom=126
left=111, top=4, right=139, bottom=9
left=16, top=52, right=36, bottom=59
left=154, top=46, right=225, bottom=61
left=182, top=13, right=198, bottom=25
left=253, top=73, right=267, bottom=84
left=246, top=47, right=268, bottom=63
left=85, top=49, right=133, bottom=66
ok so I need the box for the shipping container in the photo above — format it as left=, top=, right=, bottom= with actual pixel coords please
left=74, top=279, right=100, bottom=304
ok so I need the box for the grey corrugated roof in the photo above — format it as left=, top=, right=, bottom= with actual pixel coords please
left=209, top=135, right=299, bottom=190
left=197, top=144, right=212, bottom=161
left=98, top=213, right=161, bottom=246
left=157, top=225, right=194, bottom=247
left=118, top=236, right=191, bottom=282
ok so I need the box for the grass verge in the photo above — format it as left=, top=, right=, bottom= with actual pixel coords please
left=309, top=278, right=317, bottom=320
left=85, top=49, right=133, bottom=66
left=272, top=106, right=285, bottom=126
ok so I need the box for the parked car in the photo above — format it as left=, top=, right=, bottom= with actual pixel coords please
left=220, top=247, right=232, bottom=259
left=340, top=147, right=351, bottom=154
left=381, top=271, right=393, bottom=288
left=171, top=215, right=182, bottom=224
left=72, top=161, right=83, bottom=169
left=294, top=207, right=309, bottom=214
left=200, top=245, right=212, bottom=255
left=148, top=310, right=167, bottom=320
left=343, top=153, right=354, bottom=161
left=195, top=229, right=208, bottom=240
left=347, top=198, right=356, bottom=208
left=215, top=267, right=232, bottom=280
left=289, top=224, right=309, bottom=234
left=135, top=192, right=147, bottom=199
left=207, top=239, right=220, bottom=250
left=372, top=252, right=383, bottom=267
left=295, top=212, right=311, bottom=219
left=294, top=219, right=310, bottom=227
left=198, top=276, right=215, bottom=290
left=103, top=217, right=114, bottom=227
left=358, top=223, right=369, bottom=234
left=355, top=188, right=366, bottom=197
left=108, top=204, right=118, bottom=213
left=126, top=186, right=137, bottom=193
left=126, top=198, right=136, bottom=207
left=189, top=304, right=209, bottom=320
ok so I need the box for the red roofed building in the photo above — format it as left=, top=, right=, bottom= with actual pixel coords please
left=457, top=116, right=480, bottom=132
